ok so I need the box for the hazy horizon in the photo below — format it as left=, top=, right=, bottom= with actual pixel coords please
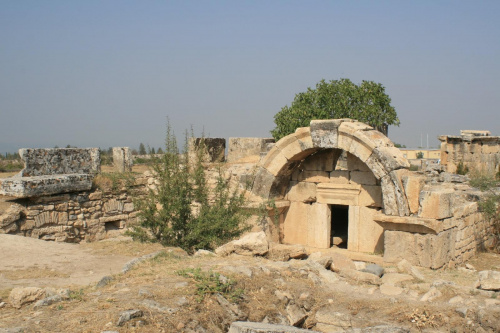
left=2, top=1, right=499, bottom=154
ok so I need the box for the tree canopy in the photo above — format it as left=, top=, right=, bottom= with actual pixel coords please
left=271, top=78, right=400, bottom=141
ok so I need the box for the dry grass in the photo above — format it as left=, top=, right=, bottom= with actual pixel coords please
left=0, top=267, right=69, bottom=280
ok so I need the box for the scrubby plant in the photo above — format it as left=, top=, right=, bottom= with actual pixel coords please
left=127, top=121, right=250, bottom=254
left=470, top=172, right=500, bottom=251
left=456, top=161, right=469, bottom=175
left=176, top=267, right=244, bottom=302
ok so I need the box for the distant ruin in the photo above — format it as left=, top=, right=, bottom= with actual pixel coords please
left=440, top=130, right=500, bottom=175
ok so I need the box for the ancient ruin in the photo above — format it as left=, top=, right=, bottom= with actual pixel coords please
left=440, top=129, right=500, bottom=174
left=0, top=120, right=497, bottom=269
left=247, top=120, right=493, bottom=269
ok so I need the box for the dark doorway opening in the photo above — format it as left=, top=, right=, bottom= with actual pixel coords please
left=330, top=205, right=349, bottom=248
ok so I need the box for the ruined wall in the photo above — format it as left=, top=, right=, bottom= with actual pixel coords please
left=439, top=133, right=500, bottom=174
left=227, top=138, right=275, bottom=163
left=1, top=174, right=149, bottom=242
left=380, top=170, right=494, bottom=269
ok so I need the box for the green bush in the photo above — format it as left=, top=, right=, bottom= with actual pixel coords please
left=127, top=121, right=250, bottom=254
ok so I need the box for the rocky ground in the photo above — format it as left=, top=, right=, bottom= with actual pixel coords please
left=0, top=233, right=500, bottom=333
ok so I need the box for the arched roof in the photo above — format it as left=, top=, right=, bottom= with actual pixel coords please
left=252, top=119, right=411, bottom=216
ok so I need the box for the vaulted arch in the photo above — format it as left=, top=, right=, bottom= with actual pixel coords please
left=252, top=119, right=411, bottom=216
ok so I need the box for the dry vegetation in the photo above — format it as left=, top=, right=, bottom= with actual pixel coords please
left=1, top=239, right=500, bottom=332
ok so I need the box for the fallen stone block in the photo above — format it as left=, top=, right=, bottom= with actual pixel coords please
left=477, top=270, right=500, bottom=291
left=267, top=243, right=308, bottom=261
left=228, top=321, right=316, bottom=333
left=338, top=269, right=381, bottom=285
left=215, top=231, right=269, bottom=257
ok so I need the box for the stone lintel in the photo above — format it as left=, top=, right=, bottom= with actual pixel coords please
left=317, top=183, right=361, bottom=206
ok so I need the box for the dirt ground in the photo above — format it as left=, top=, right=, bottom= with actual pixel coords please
left=0, top=235, right=499, bottom=333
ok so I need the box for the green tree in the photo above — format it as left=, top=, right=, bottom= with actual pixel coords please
left=139, top=143, right=146, bottom=155
left=271, top=78, right=400, bottom=140
left=416, top=151, right=424, bottom=159
left=157, top=147, right=164, bottom=154
left=128, top=122, right=249, bottom=253
left=150, top=147, right=156, bottom=155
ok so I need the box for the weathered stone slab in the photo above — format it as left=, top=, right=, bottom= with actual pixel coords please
left=418, top=187, right=454, bottom=219
left=227, top=138, right=275, bottom=163
left=18, top=148, right=100, bottom=176
left=0, top=174, right=93, bottom=198
left=228, top=321, right=316, bottom=333
left=112, top=147, right=133, bottom=172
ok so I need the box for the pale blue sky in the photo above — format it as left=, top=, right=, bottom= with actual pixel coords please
left=1, top=1, right=499, bottom=153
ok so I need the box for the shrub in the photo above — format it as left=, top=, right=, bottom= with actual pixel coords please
left=177, top=267, right=243, bottom=302
left=127, top=121, right=249, bottom=254
left=470, top=172, right=500, bottom=250
left=456, top=161, right=469, bottom=175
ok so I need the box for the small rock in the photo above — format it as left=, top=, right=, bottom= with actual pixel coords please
left=354, top=261, right=367, bottom=270
left=307, top=252, right=332, bottom=269
left=338, top=268, right=381, bottom=285
left=193, top=249, right=215, bottom=257
left=141, top=299, right=174, bottom=313
left=176, top=297, right=188, bottom=306
left=275, top=290, right=293, bottom=303
left=380, top=284, right=403, bottom=296
left=116, top=309, right=143, bottom=327
left=381, top=273, right=414, bottom=286
left=397, top=259, right=425, bottom=281
left=455, top=307, right=468, bottom=318
left=96, top=276, right=113, bottom=288
left=33, top=295, right=62, bottom=309
left=362, top=264, right=385, bottom=277
left=420, top=287, right=442, bottom=302
left=0, top=302, right=6, bottom=308
left=448, top=296, right=463, bottom=304
left=286, top=303, right=307, bottom=327
left=330, top=253, right=356, bottom=272
left=9, top=287, right=45, bottom=309
left=465, top=263, right=476, bottom=271
left=315, top=305, right=351, bottom=330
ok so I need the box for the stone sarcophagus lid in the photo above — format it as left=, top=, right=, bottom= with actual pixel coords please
left=0, top=148, right=100, bottom=198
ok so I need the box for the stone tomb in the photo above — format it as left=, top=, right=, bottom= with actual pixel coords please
left=251, top=119, right=494, bottom=268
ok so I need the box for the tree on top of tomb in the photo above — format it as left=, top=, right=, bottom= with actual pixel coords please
left=271, top=78, right=400, bottom=140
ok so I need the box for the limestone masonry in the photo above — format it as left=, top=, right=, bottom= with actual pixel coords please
left=0, top=121, right=498, bottom=269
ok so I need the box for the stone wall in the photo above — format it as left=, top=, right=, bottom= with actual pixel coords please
left=1, top=174, right=149, bottom=242
left=227, top=138, right=275, bottom=163
left=439, top=132, right=500, bottom=174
